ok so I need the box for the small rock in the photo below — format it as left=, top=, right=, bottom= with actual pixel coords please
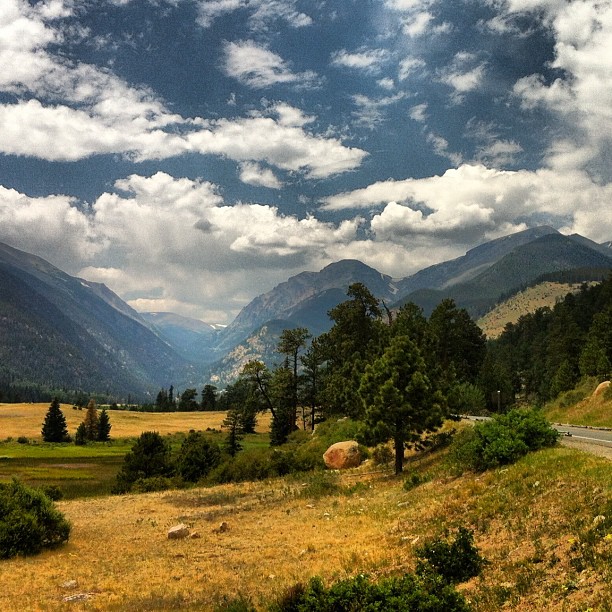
left=593, top=515, right=606, bottom=527
left=306, top=504, right=315, bottom=509
left=168, top=523, right=190, bottom=539
left=214, top=521, right=229, bottom=533
left=63, top=593, right=92, bottom=603
left=61, top=580, right=78, bottom=589
left=190, top=531, right=201, bottom=539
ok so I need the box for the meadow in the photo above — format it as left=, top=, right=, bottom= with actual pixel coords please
left=0, top=442, right=611, bottom=610
left=0, top=404, right=271, bottom=498
left=2, top=403, right=612, bottom=611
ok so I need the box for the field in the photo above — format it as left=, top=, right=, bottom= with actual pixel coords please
left=0, top=443, right=611, bottom=610
left=0, top=404, right=271, bottom=498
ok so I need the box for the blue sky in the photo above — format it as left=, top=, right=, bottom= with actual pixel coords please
left=1, top=0, right=611, bottom=324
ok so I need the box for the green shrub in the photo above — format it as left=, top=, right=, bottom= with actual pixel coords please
left=403, top=472, right=425, bottom=491
left=175, top=432, right=221, bottom=483
left=269, top=572, right=469, bottom=611
left=131, top=476, right=180, bottom=493
left=0, top=479, right=71, bottom=559
left=415, top=527, right=486, bottom=584
left=113, top=431, right=172, bottom=493
left=372, top=444, right=394, bottom=466
left=448, top=410, right=558, bottom=472
left=16, top=436, right=29, bottom=445
left=313, top=418, right=364, bottom=447
left=297, top=471, right=341, bottom=499
left=40, top=484, right=63, bottom=501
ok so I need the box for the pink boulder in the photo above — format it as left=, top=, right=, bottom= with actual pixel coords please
left=323, top=441, right=362, bottom=470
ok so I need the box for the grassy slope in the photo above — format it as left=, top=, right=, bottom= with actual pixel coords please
left=544, top=379, right=612, bottom=427
left=477, top=282, right=583, bottom=339
left=0, top=440, right=611, bottom=611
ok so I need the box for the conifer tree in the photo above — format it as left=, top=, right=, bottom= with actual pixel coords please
left=41, top=398, right=70, bottom=442
left=223, top=408, right=244, bottom=457
left=97, top=408, right=112, bottom=441
left=83, top=399, right=99, bottom=441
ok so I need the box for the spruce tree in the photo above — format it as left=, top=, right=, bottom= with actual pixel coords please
left=83, top=399, right=99, bottom=441
left=223, top=409, right=244, bottom=457
left=41, top=398, right=70, bottom=442
left=97, top=408, right=112, bottom=441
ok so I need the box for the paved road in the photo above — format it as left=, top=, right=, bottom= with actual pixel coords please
left=463, top=416, right=612, bottom=456
left=555, top=424, right=612, bottom=446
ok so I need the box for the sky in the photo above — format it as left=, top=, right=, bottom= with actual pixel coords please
left=1, top=0, right=611, bottom=325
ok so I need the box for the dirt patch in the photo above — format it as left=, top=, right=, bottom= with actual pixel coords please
left=46, top=463, right=97, bottom=469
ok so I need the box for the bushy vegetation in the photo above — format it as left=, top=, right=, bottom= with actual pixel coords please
left=448, top=409, right=559, bottom=473
left=0, top=479, right=70, bottom=559
left=269, top=573, right=469, bottom=612
left=261, top=527, right=485, bottom=611
left=415, top=527, right=487, bottom=584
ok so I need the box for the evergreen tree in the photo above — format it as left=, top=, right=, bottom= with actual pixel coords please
left=269, top=364, right=295, bottom=445
left=277, top=327, right=310, bottom=431
left=360, top=335, right=445, bottom=475
left=41, top=398, right=70, bottom=443
left=175, top=432, right=221, bottom=482
left=178, top=388, right=199, bottom=411
left=74, top=422, right=87, bottom=446
left=83, top=399, right=99, bottom=441
left=201, top=385, right=218, bottom=411
left=223, top=409, right=244, bottom=457
left=97, top=408, right=112, bottom=441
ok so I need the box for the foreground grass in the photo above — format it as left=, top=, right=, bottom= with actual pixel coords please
left=0, top=443, right=611, bottom=611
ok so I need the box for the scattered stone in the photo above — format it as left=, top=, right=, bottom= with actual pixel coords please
left=61, top=580, right=78, bottom=589
left=593, top=515, right=606, bottom=527
left=323, top=440, right=362, bottom=470
left=213, top=521, right=229, bottom=533
left=167, top=523, right=190, bottom=539
left=305, top=504, right=315, bottom=509
left=190, top=531, right=201, bottom=539
left=63, top=593, right=92, bottom=603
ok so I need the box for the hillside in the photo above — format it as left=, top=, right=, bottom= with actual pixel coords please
left=1, top=441, right=610, bottom=610
left=396, top=234, right=612, bottom=317
left=0, top=242, right=196, bottom=400
left=477, top=282, right=587, bottom=338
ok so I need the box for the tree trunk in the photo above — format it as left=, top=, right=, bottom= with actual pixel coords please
left=394, top=435, right=404, bottom=475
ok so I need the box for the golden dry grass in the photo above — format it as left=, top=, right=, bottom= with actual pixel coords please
left=1, top=445, right=611, bottom=611
left=478, top=282, right=586, bottom=338
left=0, top=404, right=270, bottom=440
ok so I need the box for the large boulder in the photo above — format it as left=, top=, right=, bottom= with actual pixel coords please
left=593, top=381, right=610, bottom=396
left=323, top=441, right=362, bottom=470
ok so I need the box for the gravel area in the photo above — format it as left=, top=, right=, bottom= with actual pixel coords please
left=560, top=437, right=612, bottom=460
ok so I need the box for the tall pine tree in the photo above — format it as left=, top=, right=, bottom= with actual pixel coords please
left=41, top=398, right=70, bottom=442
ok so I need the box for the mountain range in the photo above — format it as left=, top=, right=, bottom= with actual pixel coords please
left=1, top=225, right=611, bottom=398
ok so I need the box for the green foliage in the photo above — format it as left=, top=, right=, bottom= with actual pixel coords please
left=97, top=407, right=112, bottom=441
left=130, top=476, right=180, bottom=493
left=415, top=527, right=486, bottom=584
left=360, top=335, right=444, bottom=474
left=372, top=443, right=394, bottom=466
left=74, top=422, right=88, bottom=446
left=178, top=388, right=200, bottom=411
left=314, top=418, right=364, bottom=447
left=449, top=410, right=559, bottom=473
left=270, top=572, right=469, bottom=612
left=446, top=381, right=487, bottom=415
left=41, top=397, right=70, bottom=442
left=223, top=409, right=244, bottom=457
left=0, top=479, right=70, bottom=559
left=113, top=431, right=172, bottom=493
left=175, top=431, right=221, bottom=482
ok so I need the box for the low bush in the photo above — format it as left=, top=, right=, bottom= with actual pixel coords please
left=415, top=527, right=486, bottom=584
left=0, top=479, right=71, bottom=559
left=131, top=476, right=181, bottom=494
left=270, top=572, right=469, bottom=611
left=448, top=409, right=559, bottom=472
left=175, top=432, right=221, bottom=483
left=16, top=436, right=29, bottom=445
left=372, top=443, right=394, bottom=466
